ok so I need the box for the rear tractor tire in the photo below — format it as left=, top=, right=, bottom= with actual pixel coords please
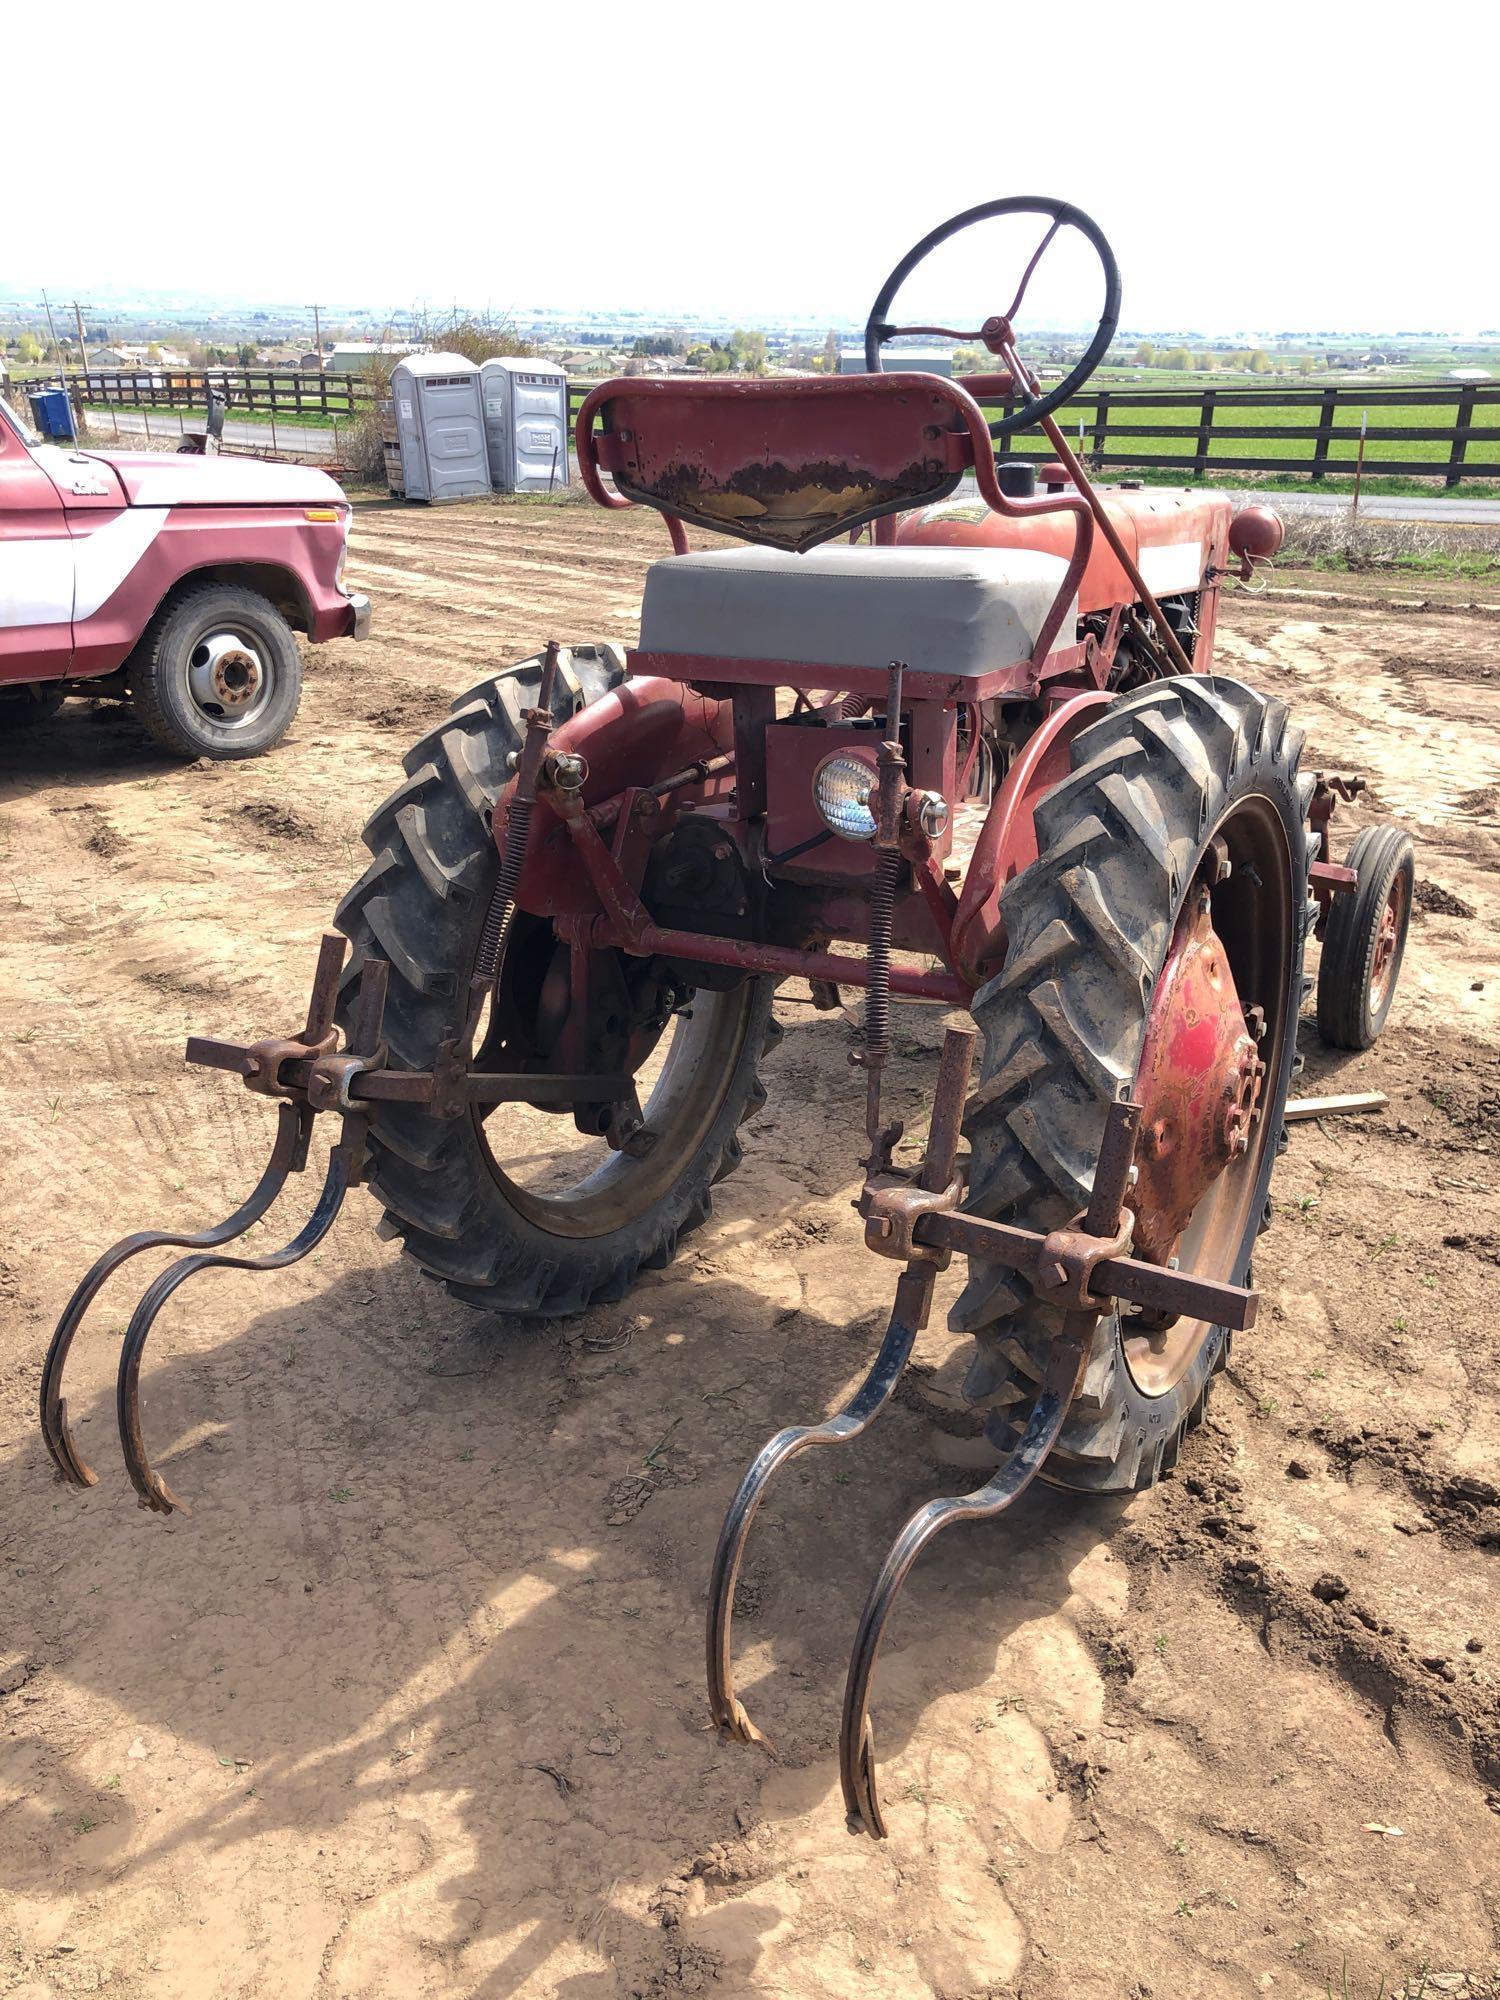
left=335, top=645, right=780, bottom=1318
left=955, top=676, right=1312, bottom=1494
left=1316, top=823, right=1414, bottom=1051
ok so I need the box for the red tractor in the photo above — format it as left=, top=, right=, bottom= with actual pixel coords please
left=42, top=198, right=1413, bottom=1839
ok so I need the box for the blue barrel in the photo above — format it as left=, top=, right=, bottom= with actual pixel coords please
left=28, top=389, right=76, bottom=441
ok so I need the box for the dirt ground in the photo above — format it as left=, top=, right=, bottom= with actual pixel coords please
left=2, top=497, right=1497, bottom=2000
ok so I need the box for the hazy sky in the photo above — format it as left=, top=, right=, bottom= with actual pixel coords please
left=10, top=4, right=1495, bottom=333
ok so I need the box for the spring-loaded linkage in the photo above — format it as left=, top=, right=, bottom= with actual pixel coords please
left=854, top=661, right=908, bottom=1174
left=463, top=637, right=563, bottom=1054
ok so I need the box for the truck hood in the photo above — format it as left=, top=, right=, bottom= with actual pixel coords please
left=54, top=447, right=347, bottom=510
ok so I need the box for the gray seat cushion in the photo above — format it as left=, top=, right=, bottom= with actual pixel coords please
left=638, top=544, right=1076, bottom=676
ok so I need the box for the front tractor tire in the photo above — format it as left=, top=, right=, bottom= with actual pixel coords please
left=334, top=646, right=778, bottom=1318
left=1316, top=822, right=1414, bottom=1051
left=956, top=676, right=1311, bottom=1494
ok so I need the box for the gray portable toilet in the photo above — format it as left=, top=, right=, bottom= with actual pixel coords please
left=389, top=352, right=489, bottom=503
left=480, top=357, right=570, bottom=493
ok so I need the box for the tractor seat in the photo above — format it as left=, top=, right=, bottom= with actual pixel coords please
left=637, top=544, right=1076, bottom=677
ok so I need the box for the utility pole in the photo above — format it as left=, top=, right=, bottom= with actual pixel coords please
left=311, top=302, right=325, bottom=367
left=40, top=289, right=62, bottom=361
left=71, top=300, right=93, bottom=372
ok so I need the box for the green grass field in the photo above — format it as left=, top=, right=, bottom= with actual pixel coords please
left=81, top=401, right=348, bottom=434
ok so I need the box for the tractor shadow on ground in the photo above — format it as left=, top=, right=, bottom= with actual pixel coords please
left=6, top=1208, right=1121, bottom=1995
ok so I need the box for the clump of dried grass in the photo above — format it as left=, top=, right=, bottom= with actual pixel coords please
left=1277, top=508, right=1500, bottom=571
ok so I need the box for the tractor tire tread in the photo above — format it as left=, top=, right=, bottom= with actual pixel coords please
left=333, top=645, right=777, bottom=1319
left=957, top=677, right=1308, bottom=1495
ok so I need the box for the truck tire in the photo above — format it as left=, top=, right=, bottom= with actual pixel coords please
left=334, top=646, right=780, bottom=1318
left=132, top=582, right=302, bottom=760
left=955, top=677, right=1310, bottom=1493
left=1315, top=823, right=1414, bottom=1050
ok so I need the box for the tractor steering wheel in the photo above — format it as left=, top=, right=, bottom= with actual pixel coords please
left=864, top=195, right=1121, bottom=438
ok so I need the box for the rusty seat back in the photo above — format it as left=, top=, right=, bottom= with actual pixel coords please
left=576, top=374, right=1001, bottom=555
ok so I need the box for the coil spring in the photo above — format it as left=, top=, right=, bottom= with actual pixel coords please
left=474, top=792, right=534, bottom=984
left=863, top=847, right=901, bottom=1064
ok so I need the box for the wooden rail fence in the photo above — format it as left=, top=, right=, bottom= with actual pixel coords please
left=49, top=370, right=1500, bottom=486
left=64, top=367, right=376, bottom=417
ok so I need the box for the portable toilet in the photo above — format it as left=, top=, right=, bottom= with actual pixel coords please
left=480, top=357, right=570, bottom=493
left=388, top=353, right=489, bottom=504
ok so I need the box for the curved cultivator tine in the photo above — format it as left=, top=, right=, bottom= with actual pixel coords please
left=39, top=1101, right=313, bottom=1489
left=706, top=1266, right=930, bottom=1744
left=40, top=934, right=387, bottom=1514
left=706, top=1025, right=976, bottom=1748
left=837, top=1330, right=1085, bottom=1838
left=115, top=1134, right=362, bottom=1515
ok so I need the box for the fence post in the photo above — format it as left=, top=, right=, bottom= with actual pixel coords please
left=1193, top=389, right=1217, bottom=477
left=1446, top=387, right=1476, bottom=489
left=1091, top=391, right=1111, bottom=460
left=1311, top=388, right=1337, bottom=481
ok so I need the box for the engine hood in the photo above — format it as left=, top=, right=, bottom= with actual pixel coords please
left=49, top=446, right=347, bottom=510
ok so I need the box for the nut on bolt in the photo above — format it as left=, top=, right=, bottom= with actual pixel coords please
left=549, top=751, right=589, bottom=792
left=906, top=790, right=950, bottom=839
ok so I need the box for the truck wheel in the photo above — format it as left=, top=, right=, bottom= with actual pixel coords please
left=1315, top=823, right=1413, bottom=1050
left=132, top=583, right=302, bottom=760
left=955, top=677, right=1310, bottom=1493
left=0, top=685, right=65, bottom=727
left=334, top=646, right=779, bottom=1318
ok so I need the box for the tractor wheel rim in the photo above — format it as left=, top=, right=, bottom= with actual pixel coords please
left=471, top=918, right=758, bottom=1240
left=1123, top=794, right=1293, bottom=1398
left=1369, top=868, right=1409, bottom=1011
left=186, top=630, right=272, bottom=726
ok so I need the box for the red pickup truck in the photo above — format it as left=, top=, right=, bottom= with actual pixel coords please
left=0, top=397, right=370, bottom=758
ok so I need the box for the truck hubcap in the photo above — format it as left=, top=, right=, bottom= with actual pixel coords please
left=188, top=630, right=270, bottom=723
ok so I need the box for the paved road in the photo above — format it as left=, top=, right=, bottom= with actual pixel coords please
left=83, top=406, right=341, bottom=460
left=947, top=471, right=1500, bottom=526
left=1224, top=487, right=1500, bottom=526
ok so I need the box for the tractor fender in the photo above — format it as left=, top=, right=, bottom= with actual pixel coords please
left=510, top=674, right=733, bottom=918
left=950, top=689, right=1114, bottom=986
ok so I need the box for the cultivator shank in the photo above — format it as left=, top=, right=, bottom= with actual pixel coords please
left=706, top=1024, right=1260, bottom=1837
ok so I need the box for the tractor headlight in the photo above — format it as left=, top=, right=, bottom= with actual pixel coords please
left=813, top=751, right=879, bottom=842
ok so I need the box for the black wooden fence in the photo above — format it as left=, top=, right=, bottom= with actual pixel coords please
left=65, top=366, right=376, bottom=416
left=51, top=369, right=1500, bottom=486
